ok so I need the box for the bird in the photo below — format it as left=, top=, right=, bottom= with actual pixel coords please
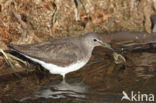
left=8, top=32, right=114, bottom=81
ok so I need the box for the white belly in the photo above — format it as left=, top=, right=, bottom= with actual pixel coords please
left=24, top=55, right=88, bottom=76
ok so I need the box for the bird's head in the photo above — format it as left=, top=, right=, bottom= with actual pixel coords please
left=81, top=32, right=114, bottom=51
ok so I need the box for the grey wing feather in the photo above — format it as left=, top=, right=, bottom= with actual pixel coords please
left=9, top=38, right=81, bottom=67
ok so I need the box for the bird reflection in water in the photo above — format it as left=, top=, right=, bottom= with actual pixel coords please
left=34, top=80, right=87, bottom=99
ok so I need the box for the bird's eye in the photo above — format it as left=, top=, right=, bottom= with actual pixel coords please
left=93, top=39, right=97, bottom=42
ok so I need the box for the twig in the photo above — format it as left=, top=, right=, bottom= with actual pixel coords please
left=0, top=49, right=15, bottom=69
left=0, top=69, right=25, bottom=77
left=0, top=49, right=27, bottom=69
left=0, top=49, right=8, bottom=59
left=116, top=41, right=156, bottom=53
left=7, top=53, right=27, bottom=65
left=123, top=41, right=156, bottom=47
left=13, top=11, right=27, bottom=29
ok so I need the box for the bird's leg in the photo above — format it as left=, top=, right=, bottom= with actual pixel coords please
left=62, top=74, right=66, bottom=84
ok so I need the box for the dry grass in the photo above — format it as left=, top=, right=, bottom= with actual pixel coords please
left=0, top=0, right=155, bottom=45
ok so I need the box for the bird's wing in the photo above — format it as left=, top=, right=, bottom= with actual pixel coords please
left=9, top=38, right=82, bottom=67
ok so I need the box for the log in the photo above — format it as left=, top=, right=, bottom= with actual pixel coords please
left=103, top=32, right=156, bottom=52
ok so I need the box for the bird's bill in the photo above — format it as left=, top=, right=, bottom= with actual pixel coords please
left=98, top=41, right=114, bottom=51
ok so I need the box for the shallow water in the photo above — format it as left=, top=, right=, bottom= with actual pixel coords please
left=0, top=47, right=156, bottom=103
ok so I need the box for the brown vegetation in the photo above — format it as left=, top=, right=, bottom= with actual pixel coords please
left=0, top=0, right=155, bottom=45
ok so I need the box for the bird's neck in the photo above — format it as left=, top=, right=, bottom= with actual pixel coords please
left=80, top=41, right=94, bottom=60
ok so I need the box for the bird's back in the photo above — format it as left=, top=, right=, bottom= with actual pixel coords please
left=9, top=36, right=89, bottom=67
